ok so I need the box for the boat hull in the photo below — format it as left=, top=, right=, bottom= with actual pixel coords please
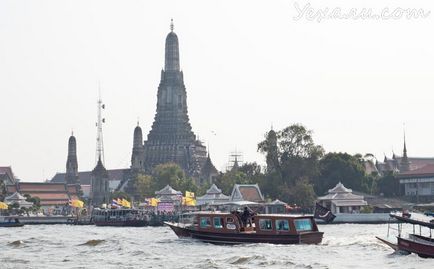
left=0, top=223, right=24, bottom=227
left=165, top=222, right=323, bottom=245
left=94, top=220, right=148, bottom=227
left=398, top=236, right=434, bottom=258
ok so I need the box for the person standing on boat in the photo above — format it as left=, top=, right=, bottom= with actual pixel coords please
left=242, top=207, right=254, bottom=227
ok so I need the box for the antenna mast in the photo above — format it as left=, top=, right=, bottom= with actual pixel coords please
left=96, top=90, right=105, bottom=165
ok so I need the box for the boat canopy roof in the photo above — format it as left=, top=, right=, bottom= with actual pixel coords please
left=391, top=213, right=434, bottom=229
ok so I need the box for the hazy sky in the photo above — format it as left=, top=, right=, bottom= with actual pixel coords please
left=1, top=0, right=433, bottom=181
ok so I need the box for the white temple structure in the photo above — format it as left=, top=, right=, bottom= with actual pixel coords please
left=317, top=182, right=367, bottom=214
left=197, top=184, right=229, bottom=206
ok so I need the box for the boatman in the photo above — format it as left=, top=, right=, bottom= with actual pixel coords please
left=241, top=207, right=254, bottom=227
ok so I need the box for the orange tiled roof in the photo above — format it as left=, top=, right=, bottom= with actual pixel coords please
left=398, top=164, right=434, bottom=177
left=239, top=186, right=263, bottom=202
left=19, top=183, right=66, bottom=192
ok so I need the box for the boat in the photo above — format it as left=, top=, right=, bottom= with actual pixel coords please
left=92, top=208, right=150, bottom=227
left=0, top=216, right=24, bottom=227
left=376, top=213, right=434, bottom=258
left=165, top=211, right=323, bottom=245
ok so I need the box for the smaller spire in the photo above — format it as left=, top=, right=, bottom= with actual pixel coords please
left=403, top=129, right=408, bottom=158
left=170, top=18, right=174, bottom=32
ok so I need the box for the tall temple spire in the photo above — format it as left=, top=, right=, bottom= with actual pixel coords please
left=400, top=128, right=410, bottom=172
left=165, top=19, right=180, bottom=71
left=138, top=21, right=213, bottom=182
left=65, top=133, right=79, bottom=184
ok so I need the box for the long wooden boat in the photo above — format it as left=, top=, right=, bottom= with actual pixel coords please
left=0, top=216, right=24, bottom=227
left=376, top=213, right=434, bottom=258
left=165, top=211, right=323, bottom=245
left=92, top=208, right=149, bottom=227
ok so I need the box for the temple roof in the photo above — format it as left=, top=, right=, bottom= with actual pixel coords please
left=0, top=166, right=16, bottom=184
left=206, top=184, right=223, bottom=194
left=397, top=163, right=434, bottom=177
left=5, top=191, right=27, bottom=201
left=5, top=182, right=77, bottom=206
left=155, top=185, right=181, bottom=196
left=328, top=182, right=352, bottom=193
left=230, top=184, right=264, bottom=203
left=318, top=182, right=365, bottom=201
left=51, top=168, right=129, bottom=185
left=197, top=184, right=229, bottom=206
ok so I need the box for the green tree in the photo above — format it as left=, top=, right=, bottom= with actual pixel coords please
left=0, top=180, right=6, bottom=202
left=215, top=170, right=250, bottom=195
left=377, top=172, right=400, bottom=197
left=258, top=123, right=324, bottom=205
left=153, top=163, right=186, bottom=191
left=315, top=152, right=369, bottom=195
left=152, top=163, right=198, bottom=194
left=282, top=178, right=316, bottom=207
left=110, top=191, right=130, bottom=201
left=127, top=174, right=154, bottom=201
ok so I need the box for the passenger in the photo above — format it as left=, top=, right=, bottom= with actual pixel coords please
left=242, top=207, right=254, bottom=227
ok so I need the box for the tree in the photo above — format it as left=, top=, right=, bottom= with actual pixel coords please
left=315, top=152, right=369, bottom=195
left=258, top=123, right=324, bottom=205
left=110, top=191, right=130, bottom=201
left=282, top=178, right=316, bottom=208
left=127, top=174, right=154, bottom=201
left=0, top=180, right=6, bottom=202
left=152, top=163, right=198, bottom=194
left=153, top=163, right=186, bottom=191
left=377, top=172, right=400, bottom=197
left=215, top=170, right=250, bottom=195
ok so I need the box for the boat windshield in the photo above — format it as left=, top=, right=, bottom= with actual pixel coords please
left=294, top=218, right=313, bottom=231
left=179, top=213, right=197, bottom=226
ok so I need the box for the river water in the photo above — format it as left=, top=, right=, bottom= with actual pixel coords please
left=1, top=223, right=433, bottom=269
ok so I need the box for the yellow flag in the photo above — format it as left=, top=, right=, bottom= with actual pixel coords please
left=150, top=198, right=159, bottom=207
left=0, top=202, right=8, bottom=209
left=182, top=196, right=196, bottom=206
left=70, top=200, right=84, bottom=208
left=121, top=199, right=131, bottom=208
left=185, top=191, right=195, bottom=198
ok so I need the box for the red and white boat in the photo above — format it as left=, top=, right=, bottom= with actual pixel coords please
left=377, top=213, right=434, bottom=258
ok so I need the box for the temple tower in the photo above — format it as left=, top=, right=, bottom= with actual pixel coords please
left=90, top=95, right=110, bottom=206
left=400, top=132, right=411, bottom=172
left=131, top=122, right=145, bottom=172
left=140, top=20, right=210, bottom=178
left=65, top=133, right=79, bottom=184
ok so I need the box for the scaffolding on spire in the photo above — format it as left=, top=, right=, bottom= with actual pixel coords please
left=227, top=149, right=243, bottom=171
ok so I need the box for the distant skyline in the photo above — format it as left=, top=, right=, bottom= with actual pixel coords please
left=1, top=0, right=433, bottom=181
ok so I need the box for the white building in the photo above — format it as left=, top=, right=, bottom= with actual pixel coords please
left=317, top=182, right=367, bottom=214
left=397, top=164, right=434, bottom=203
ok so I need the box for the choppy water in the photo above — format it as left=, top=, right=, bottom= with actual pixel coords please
left=1, top=223, right=433, bottom=268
